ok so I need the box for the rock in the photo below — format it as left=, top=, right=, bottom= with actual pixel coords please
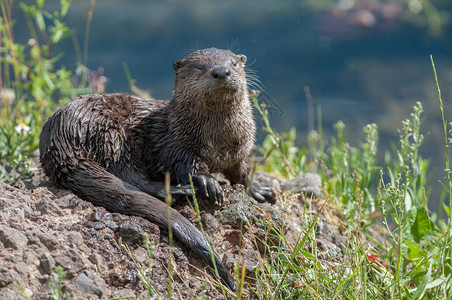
left=88, top=211, right=120, bottom=231
left=224, top=229, right=245, bottom=248
left=88, top=253, right=107, bottom=273
left=38, top=252, right=55, bottom=274
left=60, top=283, right=78, bottom=299
left=23, top=249, right=39, bottom=267
left=5, top=206, right=28, bottom=223
left=72, top=272, right=103, bottom=298
left=12, top=180, right=26, bottom=190
left=38, top=233, right=59, bottom=251
left=35, top=199, right=63, bottom=216
left=216, top=192, right=253, bottom=229
left=54, top=249, right=89, bottom=277
left=316, top=239, right=342, bottom=259
left=137, top=290, right=151, bottom=300
left=0, top=225, right=28, bottom=249
left=253, top=202, right=284, bottom=231
left=0, top=268, right=19, bottom=288
left=253, top=227, right=284, bottom=254
left=281, top=173, right=322, bottom=197
left=201, top=212, right=220, bottom=232
left=88, top=210, right=105, bottom=222
left=115, top=223, right=143, bottom=245
left=18, top=204, right=32, bottom=218
left=26, top=234, right=45, bottom=251
left=31, top=186, right=57, bottom=200
left=57, top=194, right=79, bottom=209
left=221, top=252, right=237, bottom=270
left=67, top=232, right=84, bottom=248
left=70, top=200, right=93, bottom=213
left=110, top=288, right=136, bottom=299
left=100, top=213, right=119, bottom=230
left=222, top=253, right=256, bottom=278
left=0, top=198, right=14, bottom=211
left=92, top=222, right=105, bottom=230
left=0, top=285, right=29, bottom=300
left=111, top=213, right=127, bottom=223
left=170, top=246, right=188, bottom=269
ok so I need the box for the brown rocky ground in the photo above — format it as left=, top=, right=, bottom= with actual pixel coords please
left=0, top=168, right=352, bottom=299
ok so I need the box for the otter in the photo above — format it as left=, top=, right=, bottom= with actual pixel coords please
left=39, top=48, right=276, bottom=291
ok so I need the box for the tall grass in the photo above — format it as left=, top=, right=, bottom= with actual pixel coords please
left=253, top=84, right=451, bottom=298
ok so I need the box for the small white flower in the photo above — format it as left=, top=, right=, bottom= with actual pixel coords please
left=0, top=88, right=15, bottom=104
left=28, top=38, right=37, bottom=46
left=14, top=122, right=31, bottom=133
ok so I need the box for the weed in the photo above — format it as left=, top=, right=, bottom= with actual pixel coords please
left=0, top=0, right=100, bottom=182
left=49, top=266, right=71, bottom=300
left=121, top=233, right=162, bottom=298
left=252, top=82, right=451, bottom=298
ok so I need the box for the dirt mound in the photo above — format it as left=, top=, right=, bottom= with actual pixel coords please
left=0, top=171, right=348, bottom=299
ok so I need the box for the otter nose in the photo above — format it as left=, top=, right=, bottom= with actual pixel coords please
left=211, top=66, right=231, bottom=79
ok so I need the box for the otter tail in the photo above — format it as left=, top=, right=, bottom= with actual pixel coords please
left=42, top=158, right=236, bottom=291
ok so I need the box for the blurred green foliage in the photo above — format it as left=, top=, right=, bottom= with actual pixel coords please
left=0, top=0, right=98, bottom=182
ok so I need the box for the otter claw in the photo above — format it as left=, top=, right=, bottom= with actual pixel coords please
left=249, top=182, right=277, bottom=204
left=192, top=174, right=224, bottom=206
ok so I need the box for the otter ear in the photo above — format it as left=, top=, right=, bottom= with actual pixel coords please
left=172, top=59, right=185, bottom=71
left=238, top=55, right=247, bottom=64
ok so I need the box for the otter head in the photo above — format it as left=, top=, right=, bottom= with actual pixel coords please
left=172, top=48, right=248, bottom=111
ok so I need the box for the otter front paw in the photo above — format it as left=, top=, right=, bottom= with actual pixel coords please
left=192, top=174, right=224, bottom=206
left=249, top=182, right=277, bottom=204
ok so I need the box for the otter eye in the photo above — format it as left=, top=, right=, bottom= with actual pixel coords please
left=191, top=63, right=204, bottom=70
left=233, top=61, right=238, bottom=67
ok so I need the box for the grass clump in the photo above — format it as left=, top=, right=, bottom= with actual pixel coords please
left=252, top=79, right=451, bottom=298
left=49, top=266, right=71, bottom=300
left=0, top=0, right=100, bottom=182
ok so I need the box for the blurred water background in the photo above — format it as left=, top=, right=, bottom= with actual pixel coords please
left=12, top=0, right=452, bottom=211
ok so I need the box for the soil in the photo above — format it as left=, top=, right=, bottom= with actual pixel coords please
left=0, top=166, right=368, bottom=299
